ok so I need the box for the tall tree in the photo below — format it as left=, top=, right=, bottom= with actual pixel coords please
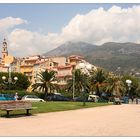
left=90, top=69, right=107, bottom=97
left=32, top=70, right=57, bottom=98
left=67, top=69, right=89, bottom=94
left=105, top=74, right=125, bottom=97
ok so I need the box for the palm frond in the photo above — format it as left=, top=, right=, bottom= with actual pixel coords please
left=31, top=69, right=57, bottom=95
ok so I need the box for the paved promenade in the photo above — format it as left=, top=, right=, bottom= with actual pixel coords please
left=0, top=104, right=140, bottom=136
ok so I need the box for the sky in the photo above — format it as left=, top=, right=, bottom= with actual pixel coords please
left=0, top=3, right=140, bottom=57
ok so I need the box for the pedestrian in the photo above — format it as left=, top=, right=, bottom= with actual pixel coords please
left=131, top=96, right=134, bottom=104
left=14, top=92, right=19, bottom=101
left=136, top=97, right=138, bottom=104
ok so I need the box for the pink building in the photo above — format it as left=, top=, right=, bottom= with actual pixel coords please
left=56, top=65, right=73, bottom=86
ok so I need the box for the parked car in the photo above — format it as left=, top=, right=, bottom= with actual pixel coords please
left=46, top=94, right=70, bottom=101
left=0, top=94, right=15, bottom=101
left=54, top=92, right=62, bottom=95
left=120, top=96, right=129, bottom=104
left=73, top=96, right=89, bottom=102
left=88, top=95, right=99, bottom=102
left=101, top=92, right=111, bottom=101
left=73, top=95, right=99, bottom=102
left=22, top=95, right=45, bottom=102
left=120, top=97, right=125, bottom=103
left=113, top=96, right=121, bottom=105
left=73, top=96, right=84, bottom=102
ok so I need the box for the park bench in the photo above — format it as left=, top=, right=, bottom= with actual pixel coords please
left=0, top=100, right=36, bottom=117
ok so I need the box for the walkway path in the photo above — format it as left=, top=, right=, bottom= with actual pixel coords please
left=0, top=104, right=140, bottom=136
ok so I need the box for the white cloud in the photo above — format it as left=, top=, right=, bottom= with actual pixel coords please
left=8, top=29, right=64, bottom=56
left=60, top=5, right=140, bottom=45
left=0, top=17, right=27, bottom=33
left=4, top=5, right=140, bottom=57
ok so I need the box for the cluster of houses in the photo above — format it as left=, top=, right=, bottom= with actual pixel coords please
left=0, top=38, right=97, bottom=91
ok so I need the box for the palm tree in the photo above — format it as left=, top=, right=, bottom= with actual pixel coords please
left=67, top=69, right=89, bottom=94
left=105, top=74, right=125, bottom=97
left=32, top=69, right=57, bottom=99
left=90, top=69, right=107, bottom=97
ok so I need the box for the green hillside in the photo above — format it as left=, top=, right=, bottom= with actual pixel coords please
left=44, top=41, right=140, bottom=73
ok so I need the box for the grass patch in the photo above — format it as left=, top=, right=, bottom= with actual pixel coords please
left=0, top=101, right=112, bottom=117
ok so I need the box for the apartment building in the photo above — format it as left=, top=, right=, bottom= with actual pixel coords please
left=0, top=39, right=97, bottom=88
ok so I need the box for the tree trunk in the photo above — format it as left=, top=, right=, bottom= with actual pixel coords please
left=44, top=92, right=48, bottom=100
left=96, top=85, right=101, bottom=97
left=44, top=87, right=48, bottom=100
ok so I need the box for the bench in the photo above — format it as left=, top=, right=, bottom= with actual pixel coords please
left=0, top=100, right=37, bottom=117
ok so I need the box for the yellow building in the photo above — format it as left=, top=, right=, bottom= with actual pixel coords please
left=4, top=55, right=15, bottom=65
left=20, top=55, right=41, bottom=81
left=0, top=38, right=15, bottom=72
left=1, top=39, right=15, bottom=65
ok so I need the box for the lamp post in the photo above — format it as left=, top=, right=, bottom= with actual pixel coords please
left=2, top=64, right=18, bottom=90
left=72, top=69, right=75, bottom=100
left=126, top=79, right=132, bottom=99
left=78, top=62, right=92, bottom=106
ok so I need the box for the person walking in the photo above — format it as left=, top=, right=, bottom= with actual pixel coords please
left=131, top=96, right=134, bottom=104
left=14, top=92, right=19, bottom=101
left=136, top=97, right=138, bottom=104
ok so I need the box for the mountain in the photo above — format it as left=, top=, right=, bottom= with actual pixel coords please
left=44, top=41, right=140, bottom=72
left=44, top=41, right=97, bottom=57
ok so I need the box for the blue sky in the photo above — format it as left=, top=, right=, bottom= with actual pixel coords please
left=0, top=3, right=140, bottom=57
left=0, top=3, right=138, bottom=33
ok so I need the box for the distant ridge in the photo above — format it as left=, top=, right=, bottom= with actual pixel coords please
left=44, top=41, right=140, bottom=72
left=44, top=41, right=96, bottom=57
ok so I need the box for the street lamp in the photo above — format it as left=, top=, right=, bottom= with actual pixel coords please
left=2, top=64, right=18, bottom=89
left=78, top=62, right=92, bottom=106
left=126, top=79, right=132, bottom=99
left=72, top=68, right=75, bottom=100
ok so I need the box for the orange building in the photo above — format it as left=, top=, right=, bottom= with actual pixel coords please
left=20, top=55, right=42, bottom=81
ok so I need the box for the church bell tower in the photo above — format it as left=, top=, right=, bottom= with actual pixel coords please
left=2, top=38, right=8, bottom=64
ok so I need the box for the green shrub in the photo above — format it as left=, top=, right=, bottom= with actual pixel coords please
left=0, top=72, right=30, bottom=90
